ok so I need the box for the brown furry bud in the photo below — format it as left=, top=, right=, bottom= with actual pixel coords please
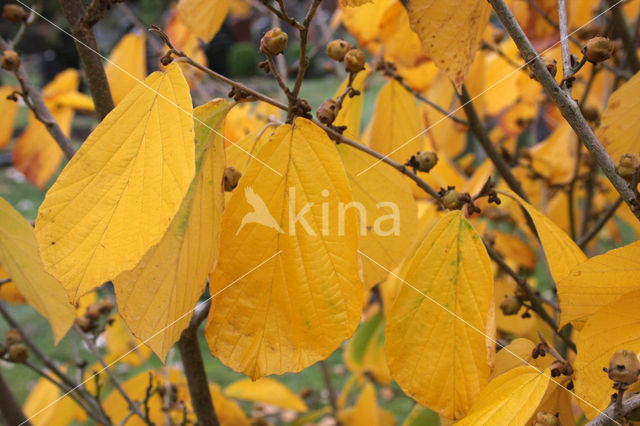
left=344, top=49, right=366, bottom=73
left=584, top=37, right=613, bottom=63
left=534, top=411, right=561, bottom=426
left=3, top=4, right=28, bottom=23
left=223, top=166, right=242, bottom=192
left=5, top=329, right=21, bottom=346
left=85, top=303, right=101, bottom=321
left=407, top=151, right=438, bottom=173
left=260, top=28, right=288, bottom=56
left=1, top=50, right=20, bottom=71
left=98, top=298, right=114, bottom=315
left=8, top=343, right=28, bottom=362
left=616, top=153, right=639, bottom=180
left=75, top=316, right=92, bottom=332
left=441, top=189, right=471, bottom=211
left=326, top=40, right=351, bottom=62
left=608, top=350, right=640, bottom=387
left=316, top=99, right=339, bottom=125
left=499, top=295, right=522, bottom=316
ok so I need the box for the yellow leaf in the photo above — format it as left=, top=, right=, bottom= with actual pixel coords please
left=341, top=0, right=394, bottom=47
left=0, top=197, right=74, bottom=342
left=210, top=384, right=251, bottom=425
left=206, top=118, right=364, bottom=378
left=379, top=1, right=427, bottom=68
left=491, top=231, right=537, bottom=272
left=598, top=70, right=640, bottom=163
left=105, top=32, right=147, bottom=105
left=23, top=374, right=86, bottom=426
left=103, top=314, right=152, bottom=366
left=225, top=129, right=272, bottom=174
left=385, top=211, right=494, bottom=419
left=224, top=377, right=308, bottom=412
left=573, top=289, right=640, bottom=419
left=557, top=240, right=640, bottom=327
left=339, top=382, right=397, bottom=426
left=408, top=0, right=491, bottom=90
left=366, top=79, right=426, bottom=164
left=52, top=91, right=94, bottom=111
left=0, top=86, right=19, bottom=149
left=530, top=123, right=578, bottom=185
left=340, top=0, right=373, bottom=6
left=114, top=99, right=228, bottom=360
left=456, top=366, right=551, bottom=425
left=344, top=308, right=392, bottom=384
left=0, top=279, right=26, bottom=304
left=338, top=142, right=418, bottom=287
left=177, top=0, right=230, bottom=43
left=35, top=62, right=195, bottom=303
left=499, top=190, right=586, bottom=283
left=334, top=66, right=370, bottom=140
left=492, top=338, right=552, bottom=378
left=528, top=376, right=575, bottom=426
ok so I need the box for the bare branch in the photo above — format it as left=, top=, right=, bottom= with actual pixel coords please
left=606, top=0, right=640, bottom=73
left=586, top=391, right=640, bottom=425
left=557, top=0, right=573, bottom=96
left=577, top=197, right=624, bottom=249
left=0, top=370, right=31, bottom=426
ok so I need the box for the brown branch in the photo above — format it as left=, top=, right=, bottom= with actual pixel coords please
left=586, top=392, right=640, bottom=425
left=458, top=85, right=530, bottom=202
left=59, top=0, right=114, bottom=121
left=577, top=197, right=623, bottom=249
left=0, top=36, right=76, bottom=159
left=0, top=370, right=31, bottom=426
left=177, top=300, right=219, bottom=426
left=489, top=0, right=640, bottom=221
left=557, top=0, right=573, bottom=96
left=607, top=0, right=640, bottom=73
left=319, top=361, right=339, bottom=420
left=484, top=241, right=577, bottom=352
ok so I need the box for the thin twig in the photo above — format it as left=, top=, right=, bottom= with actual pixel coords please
left=74, top=325, right=151, bottom=425
left=290, top=0, right=322, bottom=106
left=577, top=197, right=623, bottom=248
left=586, top=391, right=640, bottom=425
left=489, top=0, right=640, bottom=221
left=319, top=361, right=339, bottom=421
left=607, top=0, right=640, bottom=73
left=557, top=0, right=573, bottom=96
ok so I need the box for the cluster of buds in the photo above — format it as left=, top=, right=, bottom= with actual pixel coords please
left=260, top=28, right=288, bottom=56
left=3, top=4, right=28, bottom=23
left=76, top=298, right=115, bottom=332
left=0, top=328, right=28, bottom=363
left=223, top=166, right=242, bottom=192
left=533, top=412, right=561, bottom=426
left=325, top=39, right=366, bottom=74
left=550, top=359, right=574, bottom=377
left=616, top=153, right=640, bottom=181
left=406, top=151, right=438, bottom=174
left=605, top=349, right=640, bottom=390
left=499, top=284, right=534, bottom=317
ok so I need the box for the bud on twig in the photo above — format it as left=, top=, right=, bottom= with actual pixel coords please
left=499, top=295, right=522, bottom=315
left=1, top=50, right=20, bottom=71
left=3, top=4, right=28, bottom=23
left=316, top=99, right=339, bottom=125
left=439, top=187, right=471, bottom=211
left=406, top=151, right=438, bottom=173
left=616, top=153, right=639, bottom=181
left=533, top=412, right=561, bottom=426
left=584, top=36, right=613, bottom=64
left=5, top=329, right=21, bottom=346
left=606, top=350, right=640, bottom=389
left=326, top=40, right=351, bottom=62
left=344, top=49, right=366, bottom=73
left=7, top=343, right=28, bottom=362
left=260, top=28, right=288, bottom=56
left=223, top=166, right=242, bottom=192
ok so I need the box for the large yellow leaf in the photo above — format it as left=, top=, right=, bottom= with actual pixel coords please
left=0, top=198, right=75, bottom=342
left=23, top=374, right=86, bottom=426
left=0, top=86, right=19, bottom=149
left=177, top=0, right=230, bottom=43
left=35, top=63, right=195, bottom=303
left=103, top=314, right=152, bottom=366
left=366, top=79, right=426, bottom=165
left=114, top=99, right=228, bottom=360
left=407, top=0, right=491, bottom=90
left=341, top=0, right=394, bottom=47
left=385, top=211, right=494, bottom=419
left=379, top=1, right=427, bottom=68
left=338, top=142, right=418, bottom=287
left=573, top=289, right=640, bottom=419
left=206, top=118, right=364, bottom=379
left=500, top=190, right=586, bottom=283
left=105, top=32, right=147, bottom=105
left=557, top=240, right=640, bottom=327
left=598, top=62, right=640, bottom=163
left=224, top=377, right=308, bottom=412
left=456, top=366, right=551, bottom=425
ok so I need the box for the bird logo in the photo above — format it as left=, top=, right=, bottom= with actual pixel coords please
left=237, top=187, right=284, bottom=235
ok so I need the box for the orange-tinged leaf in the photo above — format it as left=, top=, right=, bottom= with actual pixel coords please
left=206, top=118, right=364, bottom=379
left=177, top=0, right=230, bottom=43
left=23, top=374, right=86, bottom=426
left=385, top=211, right=494, bottom=419
left=210, top=384, right=251, bottom=425
left=35, top=63, right=195, bottom=303
left=379, top=1, right=427, bottom=68
left=366, top=79, right=426, bottom=164
left=0, top=280, right=26, bottom=304
left=598, top=70, right=640, bottom=163
left=456, top=366, right=551, bottom=425
left=338, top=142, right=418, bottom=287
left=114, top=99, right=228, bottom=360
left=0, top=86, right=19, bottom=149
left=224, top=377, right=308, bottom=412
left=557, top=240, right=640, bottom=327
left=0, top=198, right=74, bottom=342
left=500, top=190, right=586, bottom=283
left=105, top=32, right=147, bottom=105
left=530, top=123, right=578, bottom=185
left=341, top=0, right=394, bottom=47
left=408, top=0, right=491, bottom=90
left=491, top=231, right=536, bottom=272
left=573, top=290, right=640, bottom=419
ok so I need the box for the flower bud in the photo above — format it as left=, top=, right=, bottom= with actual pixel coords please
left=441, top=189, right=470, bottom=211
left=584, top=36, right=613, bottom=63
left=1, top=50, right=20, bottom=71
left=326, top=39, right=351, bottom=62
left=3, top=4, right=28, bottom=23
left=608, top=350, right=640, bottom=387
left=499, top=295, right=522, bottom=316
left=8, top=343, right=28, bottom=362
left=223, top=166, right=242, bottom=192
left=529, top=56, right=556, bottom=81
left=75, top=316, right=92, bottom=332
left=316, top=99, right=339, bottom=125
left=616, top=153, right=639, bottom=180
left=260, top=28, right=288, bottom=56
left=5, top=329, right=21, bottom=346
left=534, top=412, right=561, bottom=426
left=98, top=298, right=114, bottom=315
left=406, top=151, right=438, bottom=173
left=85, top=303, right=101, bottom=321
left=344, top=49, right=366, bottom=73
